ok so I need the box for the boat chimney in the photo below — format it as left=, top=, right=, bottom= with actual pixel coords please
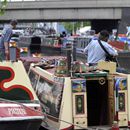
left=66, top=39, right=76, bottom=76
left=72, top=39, right=77, bottom=61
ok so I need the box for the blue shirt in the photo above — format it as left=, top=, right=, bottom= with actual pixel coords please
left=0, top=25, right=13, bottom=49
left=83, top=39, right=118, bottom=64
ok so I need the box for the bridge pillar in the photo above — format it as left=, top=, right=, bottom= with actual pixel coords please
left=91, top=20, right=118, bottom=33
left=118, top=8, right=130, bottom=34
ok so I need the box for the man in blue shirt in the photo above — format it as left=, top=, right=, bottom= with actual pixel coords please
left=83, top=30, right=118, bottom=66
left=0, top=19, right=17, bottom=60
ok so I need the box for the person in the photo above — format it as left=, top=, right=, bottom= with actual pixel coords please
left=83, top=30, right=118, bottom=66
left=0, top=19, right=18, bottom=60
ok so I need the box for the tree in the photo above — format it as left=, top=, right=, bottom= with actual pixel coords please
left=62, top=21, right=90, bottom=34
left=61, top=22, right=73, bottom=33
left=0, top=0, right=7, bottom=15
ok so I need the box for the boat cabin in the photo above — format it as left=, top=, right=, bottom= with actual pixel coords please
left=28, top=58, right=130, bottom=130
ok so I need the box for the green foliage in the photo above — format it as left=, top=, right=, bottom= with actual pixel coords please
left=62, top=21, right=90, bottom=33
left=61, top=22, right=73, bottom=33
left=0, top=0, right=7, bottom=15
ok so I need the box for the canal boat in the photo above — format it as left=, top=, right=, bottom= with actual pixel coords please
left=18, top=35, right=62, bottom=55
left=18, top=34, right=130, bottom=72
left=40, top=35, right=62, bottom=55
left=0, top=60, right=44, bottom=130
left=27, top=56, right=130, bottom=130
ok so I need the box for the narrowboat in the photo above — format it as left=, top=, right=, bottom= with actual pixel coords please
left=18, top=34, right=130, bottom=72
left=18, top=35, right=62, bottom=55
left=18, top=35, right=42, bottom=54
left=28, top=55, right=130, bottom=130
left=0, top=60, right=44, bottom=130
left=41, top=35, right=62, bottom=55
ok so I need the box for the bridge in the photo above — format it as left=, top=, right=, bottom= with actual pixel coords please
left=1, top=0, right=129, bottom=21
left=1, top=0, right=130, bottom=33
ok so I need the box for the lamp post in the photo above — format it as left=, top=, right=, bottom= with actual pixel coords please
left=72, top=22, right=75, bottom=35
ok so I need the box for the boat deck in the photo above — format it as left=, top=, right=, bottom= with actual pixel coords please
left=20, top=56, right=65, bottom=72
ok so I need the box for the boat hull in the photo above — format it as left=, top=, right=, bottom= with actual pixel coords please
left=0, top=119, right=42, bottom=130
left=0, top=61, right=44, bottom=129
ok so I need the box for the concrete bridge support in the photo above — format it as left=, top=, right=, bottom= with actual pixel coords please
left=91, top=20, right=118, bottom=33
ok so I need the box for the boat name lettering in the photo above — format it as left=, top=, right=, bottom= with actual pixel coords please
left=8, top=108, right=27, bottom=115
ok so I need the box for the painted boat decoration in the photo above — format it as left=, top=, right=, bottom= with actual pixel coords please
left=0, top=61, right=44, bottom=130
left=27, top=57, right=130, bottom=130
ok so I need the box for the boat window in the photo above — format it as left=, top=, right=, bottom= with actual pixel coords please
left=28, top=70, right=39, bottom=90
left=35, top=77, right=64, bottom=120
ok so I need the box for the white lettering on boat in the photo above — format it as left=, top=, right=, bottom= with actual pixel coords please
left=8, top=108, right=27, bottom=115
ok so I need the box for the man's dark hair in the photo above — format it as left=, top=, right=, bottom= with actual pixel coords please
left=10, top=19, right=18, bottom=25
left=99, top=30, right=109, bottom=41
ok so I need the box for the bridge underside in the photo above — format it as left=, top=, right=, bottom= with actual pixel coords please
left=0, top=8, right=121, bottom=33
left=0, top=8, right=121, bottom=22
left=0, top=1, right=130, bottom=33
left=1, top=7, right=130, bottom=33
